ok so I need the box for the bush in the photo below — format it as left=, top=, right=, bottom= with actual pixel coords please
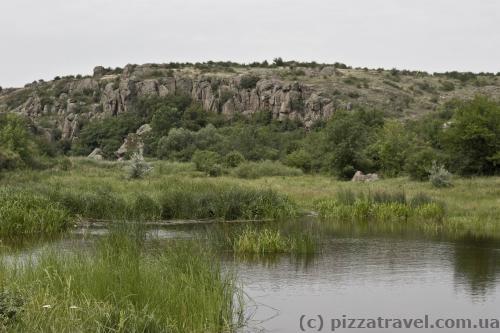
left=126, top=153, right=152, bottom=179
left=239, top=75, right=260, bottom=89
left=223, top=151, right=245, bottom=168
left=191, top=150, right=222, bottom=176
left=405, top=147, right=440, bottom=181
left=232, top=160, right=303, bottom=179
left=284, top=149, right=312, bottom=172
left=310, top=109, right=383, bottom=178
left=156, top=128, right=195, bottom=161
left=429, top=162, right=453, bottom=188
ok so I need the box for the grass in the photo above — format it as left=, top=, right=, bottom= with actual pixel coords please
left=0, top=159, right=499, bottom=236
left=38, top=180, right=296, bottom=221
left=232, top=226, right=317, bottom=255
left=0, top=159, right=297, bottom=235
left=238, top=175, right=500, bottom=236
left=315, top=189, right=445, bottom=223
left=0, top=188, right=69, bottom=236
left=207, top=219, right=320, bottom=256
left=231, top=160, right=303, bottom=179
left=0, top=225, right=244, bottom=332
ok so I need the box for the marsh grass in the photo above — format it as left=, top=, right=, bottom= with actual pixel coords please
left=1, top=160, right=498, bottom=236
left=1, top=164, right=297, bottom=235
left=208, top=220, right=319, bottom=256
left=316, top=189, right=445, bottom=223
left=159, top=184, right=297, bottom=220
left=232, top=160, right=303, bottom=179
left=0, top=188, right=69, bottom=235
left=0, top=225, right=244, bottom=332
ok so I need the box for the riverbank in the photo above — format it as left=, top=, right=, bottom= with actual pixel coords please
left=1, top=158, right=499, bottom=236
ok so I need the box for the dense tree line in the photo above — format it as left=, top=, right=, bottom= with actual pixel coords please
left=1, top=95, right=499, bottom=179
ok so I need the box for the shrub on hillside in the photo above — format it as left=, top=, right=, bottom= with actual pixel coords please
left=239, top=75, right=260, bottom=89
left=72, top=113, right=141, bottom=158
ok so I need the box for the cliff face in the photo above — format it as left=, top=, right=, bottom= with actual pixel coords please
left=1, top=62, right=500, bottom=142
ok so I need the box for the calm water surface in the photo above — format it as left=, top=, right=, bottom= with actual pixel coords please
left=2, top=223, right=499, bottom=333
left=233, top=233, right=500, bottom=332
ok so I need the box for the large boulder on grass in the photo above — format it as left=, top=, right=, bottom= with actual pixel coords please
left=88, top=148, right=104, bottom=160
left=351, top=170, right=379, bottom=182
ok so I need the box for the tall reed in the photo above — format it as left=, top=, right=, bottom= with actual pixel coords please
left=0, top=225, right=244, bottom=332
left=316, top=189, right=445, bottom=223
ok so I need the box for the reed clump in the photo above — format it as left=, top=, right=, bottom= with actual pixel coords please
left=316, top=189, right=445, bottom=223
left=35, top=179, right=297, bottom=222
left=229, top=225, right=317, bottom=255
left=0, top=226, right=244, bottom=332
left=0, top=188, right=69, bottom=235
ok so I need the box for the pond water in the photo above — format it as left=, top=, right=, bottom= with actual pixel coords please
left=1, top=222, right=500, bottom=333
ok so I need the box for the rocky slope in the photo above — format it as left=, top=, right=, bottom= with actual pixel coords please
left=1, top=62, right=500, bottom=143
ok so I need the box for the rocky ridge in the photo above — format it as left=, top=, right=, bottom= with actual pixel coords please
left=1, top=62, right=500, bottom=144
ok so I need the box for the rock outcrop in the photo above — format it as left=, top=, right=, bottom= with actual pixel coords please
left=115, top=123, right=152, bottom=160
left=351, top=171, right=379, bottom=182
left=3, top=62, right=500, bottom=144
left=3, top=64, right=350, bottom=142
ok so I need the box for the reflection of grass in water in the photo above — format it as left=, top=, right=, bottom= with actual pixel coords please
left=0, top=223, right=244, bottom=332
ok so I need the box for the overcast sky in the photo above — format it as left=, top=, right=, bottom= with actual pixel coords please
left=1, top=0, right=499, bottom=87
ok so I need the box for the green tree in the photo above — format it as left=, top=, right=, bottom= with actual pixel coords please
left=151, top=106, right=184, bottom=138
left=72, top=113, right=141, bottom=158
left=314, top=109, right=383, bottom=178
left=443, top=96, right=500, bottom=175
left=0, top=114, right=37, bottom=169
left=405, top=147, right=441, bottom=181
left=156, top=128, right=195, bottom=161
left=285, top=149, right=312, bottom=172
left=371, top=121, right=414, bottom=177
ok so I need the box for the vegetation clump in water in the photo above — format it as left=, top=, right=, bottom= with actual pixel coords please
left=316, top=189, right=445, bottom=223
left=233, top=227, right=316, bottom=255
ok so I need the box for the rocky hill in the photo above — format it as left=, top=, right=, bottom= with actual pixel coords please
left=1, top=61, right=500, bottom=142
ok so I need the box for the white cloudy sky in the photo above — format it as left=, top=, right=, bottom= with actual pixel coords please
left=1, top=0, right=499, bottom=87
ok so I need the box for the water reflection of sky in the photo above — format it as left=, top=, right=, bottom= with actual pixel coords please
left=2, top=225, right=500, bottom=333
left=231, top=237, right=500, bottom=333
